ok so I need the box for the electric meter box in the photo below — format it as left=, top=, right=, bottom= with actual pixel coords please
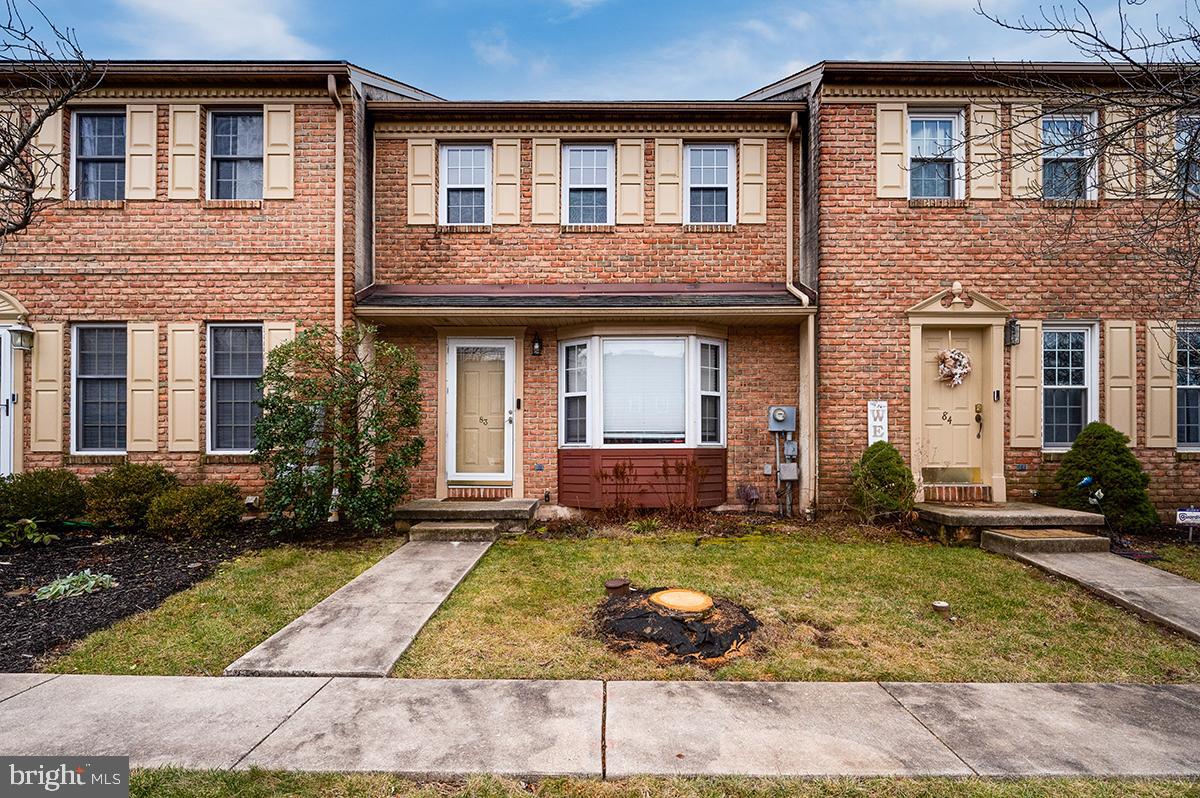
left=767, top=405, right=797, bottom=433
left=778, top=462, right=799, bottom=481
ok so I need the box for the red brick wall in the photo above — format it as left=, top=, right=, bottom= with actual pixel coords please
left=816, top=100, right=1199, bottom=515
left=372, top=137, right=793, bottom=285
left=6, top=99, right=346, bottom=491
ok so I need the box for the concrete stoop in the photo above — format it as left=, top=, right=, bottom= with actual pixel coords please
left=395, top=498, right=539, bottom=539
left=915, top=501, right=1106, bottom=544
left=981, top=528, right=1110, bottom=555
left=408, top=521, right=502, bottom=542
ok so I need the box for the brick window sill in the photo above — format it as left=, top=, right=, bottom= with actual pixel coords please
left=1041, top=450, right=1067, bottom=463
left=560, top=225, right=615, bottom=234
left=202, top=454, right=257, bottom=465
left=1177, top=450, right=1200, bottom=462
left=202, top=199, right=263, bottom=210
left=436, top=224, right=492, bottom=234
left=64, top=454, right=127, bottom=466
left=1042, top=199, right=1100, bottom=208
left=908, top=199, right=968, bottom=208
left=62, top=200, right=125, bottom=210
left=682, top=224, right=737, bottom=233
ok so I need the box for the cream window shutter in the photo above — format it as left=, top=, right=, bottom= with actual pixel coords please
left=1146, top=320, right=1177, bottom=448
left=969, top=103, right=1002, bottom=199
left=1104, top=320, right=1138, bottom=445
left=1010, top=320, right=1042, bottom=448
left=407, top=138, right=436, bottom=225
left=1103, top=107, right=1137, bottom=199
left=126, top=322, right=159, bottom=451
left=166, top=323, right=200, bottom=452
left=492, top=138, right=521, bottom=225
left=264, top=320, right=296, bottom=365
left=124, top=105, right=157, bottom=200
left=30, top=323, right=63, bottom=452
left=33, top=109, right=62, bottom=200
left=1011, top=103, right=1042, bottom=199
left=262, top=104, right=295, bottom=199
left=654, top=138, right=683, bottom=224
left=875, top=103, right=907, bottom=198
left=167, top=105, right=201, bottom=200
left=738, top=138, right=768, bottom=224
left=615, top=138, right=644, bottom=224
left=1146, top=110, right=1177, bottom=200
left=531, top=138, right=560, bottom=224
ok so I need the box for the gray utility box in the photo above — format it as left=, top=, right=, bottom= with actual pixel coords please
left=768, top=405, right=797, bottom=433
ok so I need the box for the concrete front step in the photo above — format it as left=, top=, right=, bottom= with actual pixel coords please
left=409, top=521, right=501, bottom=542
left=395, top=498, right=540, bottom=533
left=981, top=527, right=1110, bottom=555
left=915, top=501, right=1106, bottom=544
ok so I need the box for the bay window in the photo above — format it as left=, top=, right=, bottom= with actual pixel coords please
left=558, top=335, right=725, bottom=447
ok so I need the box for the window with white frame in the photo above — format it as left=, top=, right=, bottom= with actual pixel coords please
left=685, top=143, right=735, bottom=224
left=1178, top=325, right=1200, bottom=448
left=1042, top=114, right=1094, bottom=200
left=1176, top=116, right=1200, bottom=199
left=562, top=144, right=613, bottom=225
left=908, top=112, right=961, bottom=199
left=440, top=144, right=490, bottom=225
left=558, top=336, right=726, bottom=447
left=209, top=110, right=264, bottom=200
left=1042, top=326, right=1096, bottom=448
left=74, top=111, right=126, bottom=200
left=208, top=324, right=263, bottom=453
left=74, top=324, right=126, bottom=453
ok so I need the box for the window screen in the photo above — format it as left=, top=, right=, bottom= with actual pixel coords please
left=209, top=325, right=263, bottom=452
left=210, top=112, right=264, bottom=200
left=75, top=325, right=126, bottom=451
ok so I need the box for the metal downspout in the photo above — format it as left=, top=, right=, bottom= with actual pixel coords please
left=326, top=74, right=345, bottom=355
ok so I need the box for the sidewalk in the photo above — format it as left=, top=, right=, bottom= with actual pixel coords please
left=3, top=673, right=1198, bottom=778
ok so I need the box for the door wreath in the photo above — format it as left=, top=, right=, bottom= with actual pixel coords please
left=937, top=348, right=972, bottom=387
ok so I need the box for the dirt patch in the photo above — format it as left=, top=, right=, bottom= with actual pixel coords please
left=595, top=585, right=758, bottom=666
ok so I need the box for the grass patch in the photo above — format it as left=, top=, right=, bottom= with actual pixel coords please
left=1148, top=544, right=1200, bottom=583
left=392, top=534, right=1200, bottom=682
left=45, top=536, right=400, bottom=676
left=130, top=770, right=1200, bottom=798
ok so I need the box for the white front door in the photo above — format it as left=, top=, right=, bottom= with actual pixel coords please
left=446, top=337, right=516, bottom=482
left=0, top=327, right=14, bottom=476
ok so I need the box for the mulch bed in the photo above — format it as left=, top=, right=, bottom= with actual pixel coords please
left=0, top=524, right=284, bottom=673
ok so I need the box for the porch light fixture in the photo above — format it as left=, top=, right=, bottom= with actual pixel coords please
left=9, top=323, right=33, bottom=351
left=531, top=332, right=543, bottom=357
left=1004, top=318, right=1021, bottom=347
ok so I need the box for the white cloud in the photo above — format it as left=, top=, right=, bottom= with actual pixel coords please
left=110, top=0, right=321, bottom=59
left=471, top=26, right=518, bottom=69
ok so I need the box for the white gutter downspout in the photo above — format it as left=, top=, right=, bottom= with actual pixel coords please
left=327, top=74, right=345, bottom=356
left=785, top=110, right=809, bottom=307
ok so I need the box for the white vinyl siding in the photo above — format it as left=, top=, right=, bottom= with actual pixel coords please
left=684, top=143, right=735, bottom=224
left=208, top=110, right=264, bottom=200
left=439, top=143, right=491, bottom=225
left=562, top=144, right=614, bottom=225
left=207, top=323, right=264, bottom=453
left=73, top=324, right=127, bottom=453
left=908, top=111, right=963, bottom=199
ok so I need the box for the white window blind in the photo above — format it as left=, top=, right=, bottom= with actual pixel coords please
left=602, top=338, right=686, bottom=444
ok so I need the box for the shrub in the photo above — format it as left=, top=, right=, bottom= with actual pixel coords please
left=0, top=518, right=58, bottom=549
left=850, top=441, right=917, bottom=523
left=1054, top=422, right=1159, bottom=536
left=84, top=464, right=178, bottom=531
left=0, top=468, right=85, bottom=524
left=146, top=483, right=244, bottom=539
left=626, top=517, right=663, bottom=534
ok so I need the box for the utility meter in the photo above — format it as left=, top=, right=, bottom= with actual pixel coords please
left=767, top=405, right=797, bottom=433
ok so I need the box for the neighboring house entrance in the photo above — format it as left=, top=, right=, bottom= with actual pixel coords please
left=920, top=327, right=983, bottom=484
left=0, top=327, right=12, bottom=476
left=446, top=337, right=515, bottom=484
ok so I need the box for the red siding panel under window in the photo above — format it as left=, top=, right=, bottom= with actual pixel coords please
left=557, top=448, right=726, bottom=509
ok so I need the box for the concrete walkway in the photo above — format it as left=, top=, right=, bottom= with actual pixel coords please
left=1016, top=551, right=1200, bottom=643
left=3, top=674, right=1199, bottom=777
left=225, top=541, right=491, bottom=677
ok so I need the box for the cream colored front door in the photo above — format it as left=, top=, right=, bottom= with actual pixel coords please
left=447, top=338, right=515, bottom=482
left=920, top=327, right=984, bottom=483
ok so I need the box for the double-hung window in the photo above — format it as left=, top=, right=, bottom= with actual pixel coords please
left=1042, top=326, right=1096, bottom=448
left=685, top=143, right=735, bottom=223
left=908, top=112, right=961, bottom=199
left=74, top=324, right=126, bottom=453
left=1042, top=114, right=1094, bottom=200
left=74, top=111, right=126, bottom=200
left=1178, top=326, right=1200, bottom=448
left=558, top=336, right=726, bottom=447
left=562, top=144, right=613, bottom=225
left=1176, top=116, right=1200, bottom=199
left=208, top=324, right=263, bottom=453
left=439, top=144, right=490, bottom=225
left=209, top=111, right=264, bottom=200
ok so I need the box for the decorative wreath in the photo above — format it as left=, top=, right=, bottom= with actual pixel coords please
left=937, top=348, right=973, bottom=387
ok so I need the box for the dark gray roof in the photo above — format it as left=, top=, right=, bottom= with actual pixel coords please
left=357, top=291, right=808, bottom=309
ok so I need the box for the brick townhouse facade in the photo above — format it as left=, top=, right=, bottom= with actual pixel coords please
left=748, top=62, right=1200, bottom=515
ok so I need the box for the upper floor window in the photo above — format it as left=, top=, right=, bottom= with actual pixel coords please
left=74, top=111, right=125, bottom=200
left=562, top=144, right=613, bottom=225
left=685, top=143, right=735, bottom=223
left=1178, top=325, right=1200, bottom=448
left=439, top=144, right=490, bottom=225
left=208, top=323, right=264, bottom=453
left=1042, top=326, right=1096, bottom=449
left=73, top=324, right=126, bottom=453
left=209, top=111, right=263, bottom=200
left=908, top=112, right=961, bottom=199
left=1176, top=116, right=1200, bottom=199
left=1042, top=114, right=1094, bottom=200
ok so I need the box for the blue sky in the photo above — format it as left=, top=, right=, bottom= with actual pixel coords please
left=38, top=0, right=1152, bottom=99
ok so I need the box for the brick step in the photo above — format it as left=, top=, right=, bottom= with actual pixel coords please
left=981, top=527, right=1111, bottom=555
left=924, top=483, right=992, bottom=503
left=407, top=521, right=502, bottom=542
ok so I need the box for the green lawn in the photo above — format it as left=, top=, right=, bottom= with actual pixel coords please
left=1149, top=543, right=1200, bottom=582
left=45, top=537, right=401, bottom=676
left=392, top=533, right=1200, bottom=682
left=130, top=770, right=1200, bottom=798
